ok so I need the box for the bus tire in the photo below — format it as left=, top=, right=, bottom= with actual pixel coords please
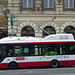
left=50, top=60, right=59, bottom=68
left=8, top=62, right=18, bottom=69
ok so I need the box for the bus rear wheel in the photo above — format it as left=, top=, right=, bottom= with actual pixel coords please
left=50, top=60, right=59, bottom=68
left=8, top=62, right=18, bottom=69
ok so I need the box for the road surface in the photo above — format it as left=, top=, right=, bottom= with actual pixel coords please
left=0, top=66, right=75, bottom=75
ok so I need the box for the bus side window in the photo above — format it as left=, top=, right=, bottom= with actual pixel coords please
left=14, top=45, right=22, bottom=56
left=22, top=45, right=29, bottom=56
left=59, top=43, right=69, bottom=55
left=48, top=44, right=57, bottom=55
left=39, top=45, right=42, bottom=55
left=8, top=45, right=14, bottom=57
left=23, top=48, right=29, bottom=54
left=69, top=43, right=75, bottom=54
left=41, top=44, right=57, bottom=56
left=30, top=45, right=39, bottom=56
left=41, top=44, right=48, bottom=55
left=8, top=49, right=13, bottom=56
left=14, top=45, right=30, bottom=56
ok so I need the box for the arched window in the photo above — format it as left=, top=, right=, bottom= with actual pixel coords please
left=64, top=26, right=75, bottom=39
left=21, top=26, right=35, bottom=37
left=43, top=26, right=56, bottom=38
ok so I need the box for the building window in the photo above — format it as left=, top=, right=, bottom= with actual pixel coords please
left=44, top=0, right=54, bottom=9
left=21, top=26, right=35, bottom=37
left=22, top=0, right=33, bottom=8
left=64, top=26, right=75, bottom=39
left=43, top=26, right=56, bottom=38
left=64, top=0, right=75, bottom=9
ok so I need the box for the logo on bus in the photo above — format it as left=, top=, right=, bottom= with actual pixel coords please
left=16, top=57, right=25, bottom=60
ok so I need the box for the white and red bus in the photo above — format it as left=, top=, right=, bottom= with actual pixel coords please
left=0, top=34, right=75, bottom=69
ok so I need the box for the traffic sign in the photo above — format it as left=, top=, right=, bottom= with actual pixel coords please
left=8, top=34, right=16, bottom=36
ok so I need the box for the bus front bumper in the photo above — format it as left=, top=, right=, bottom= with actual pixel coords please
left=0, top=63, right=8, bottom=69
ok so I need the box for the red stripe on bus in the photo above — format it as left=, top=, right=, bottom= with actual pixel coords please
left=0, top=63, right=8, bottom=68
left=17, top=60, right=75, bottom=68
left=59, top=60, right=75, bottom=66
left=0, top=41, right=74, bottom=45
left=18, top=61, right=50, bottom=68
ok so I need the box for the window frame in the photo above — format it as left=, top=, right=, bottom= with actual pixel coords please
left=58, top=43, right=70, bottom=55
left=69, top=43, right=75, bottom=54
left=43, top=0, right=55, bottom=10
left=13, top=44, right=41, bottom=57
left=21, top=0, right=35, bottom=10
left=7, top=42, right=75, bottom=57
left=64, top=0, right=75, bottom=10
left=41, top=43, right=58, bottom=56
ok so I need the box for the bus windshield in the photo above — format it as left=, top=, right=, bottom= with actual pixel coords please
left=0, top=45, right=7, bottom=61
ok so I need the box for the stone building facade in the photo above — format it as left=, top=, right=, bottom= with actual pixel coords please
left=0, top=0, right=8, bottom=14
left=0, top=0, right=8, bottom=39
left=8, top=0, right=75, bottom=38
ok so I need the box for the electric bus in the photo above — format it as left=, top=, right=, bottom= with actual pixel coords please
left=0, top=34, right=75, bottom=69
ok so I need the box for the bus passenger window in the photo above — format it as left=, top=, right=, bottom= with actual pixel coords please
left=41, top=44, right=57, bottom=56
left=14, top=45, right=30, bottom=56
left=59, top=44, right=69, bottom=55
left=8, top=49, right=13, bottom=56
left=60, top=45, right=63, bottom=54
left=15, top=46, right=21, bottom=53
left=35, top=48, right=38, bottom=55
left=14, top=45, right=22, bottom=56
left=30, top=45, right=39, bottom=56
left=42, top=44, right=48, bottom=55
left=48, top=44, right=57, bottom=55
left=69, top=43, right=75, bottom=54
left=39, top=48, right=41, bottom=55
left=24, top=48, right=29, bottom=53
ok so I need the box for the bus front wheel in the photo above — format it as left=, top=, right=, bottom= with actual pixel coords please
left=50, top=60, right=59, bottom=68
left=8, top=62, right=18, bottom=69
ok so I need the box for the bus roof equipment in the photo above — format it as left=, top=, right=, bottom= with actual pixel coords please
left=0, top=34, right=74, bottom=43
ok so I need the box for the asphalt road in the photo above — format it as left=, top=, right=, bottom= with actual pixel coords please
left=0, top=66, right=75, bottom=75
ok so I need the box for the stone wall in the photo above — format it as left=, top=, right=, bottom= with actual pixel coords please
left=0, top=0, right=8, bottom=14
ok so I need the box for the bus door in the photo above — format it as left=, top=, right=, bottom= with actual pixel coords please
left=40, top=44, right=58, bottom=66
